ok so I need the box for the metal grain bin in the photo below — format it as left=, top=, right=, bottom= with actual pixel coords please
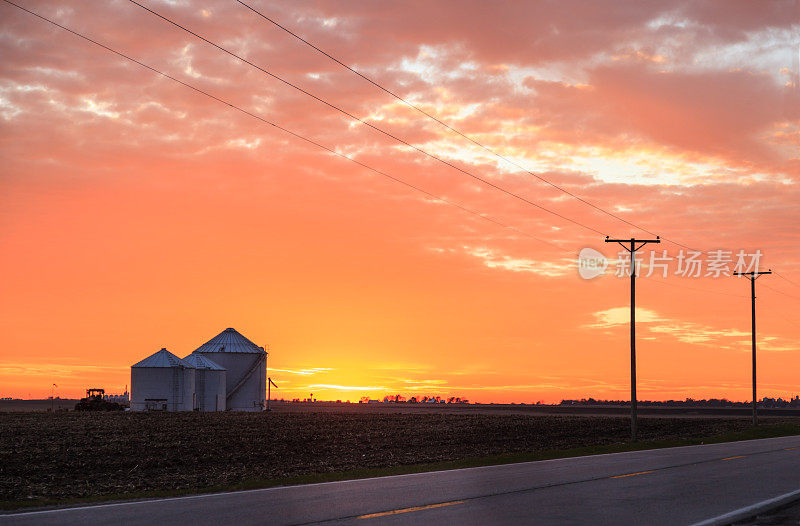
left=191, top=328, right=267, bottom=411
left=183, top=353, right=226, bottom=412
left=131, top=348, right=195, bottom=411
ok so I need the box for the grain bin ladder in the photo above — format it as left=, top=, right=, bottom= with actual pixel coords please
left=226, top=353, right=266, bottom=402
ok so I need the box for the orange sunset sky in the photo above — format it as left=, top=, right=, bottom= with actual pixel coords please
left=1, top=1, right=798, bottom=403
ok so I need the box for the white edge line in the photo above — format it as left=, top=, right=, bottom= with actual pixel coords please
left=4, top=435, right=800, bottom=517
left=690, top=488, right=800, bottom=526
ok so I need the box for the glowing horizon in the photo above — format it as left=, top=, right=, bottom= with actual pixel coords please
left=1, top=1, right=798, bottom=404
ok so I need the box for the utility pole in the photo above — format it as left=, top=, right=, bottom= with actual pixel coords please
left=605, top=236, right=660, bottom=441
left=267, top=378, right=278, bottom=412
left=264, top=344, right=270, bottom=411
left=733, top=269, right=771, bottom=426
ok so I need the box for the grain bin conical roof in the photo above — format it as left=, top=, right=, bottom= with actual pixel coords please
left=183, top=353, right=226, bottom=370
left=192, top=328, right=266, bottom=355
left=132, top=348, right=194, bottom=368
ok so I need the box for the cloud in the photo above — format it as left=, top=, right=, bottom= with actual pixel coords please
left=587, top=306, right=794, bottom=350
left=588, top=307, right=664, bottom=326
left=306, top=384, right=388, bottom=391
left=462, top=246, right=572, bottom=277
left=0, top=363, right=124, bottom=377
left=522, top=64, right=794, bottom=169
left=269, top=367, right=334, bottom=376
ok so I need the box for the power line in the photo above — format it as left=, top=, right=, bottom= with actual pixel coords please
left=126, top=0, right=607, bottom=237
left=646, top=276, right=746, bottom=298
left=235, top=0, right=699, bottom=253
left=774, top=271, right=800, bottom=289
left=761, top=282, right=800, bottom=302
left=135, top=1, right=717, bottom=262
left=0, top=0, right=569, bottom=255
left=186, top=3, right=795, bottom=295
left=226, top=7, right=800, bottom=339
left=8, top=1, right=798, bottom=306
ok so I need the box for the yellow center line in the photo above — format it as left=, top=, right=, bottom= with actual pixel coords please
left=721, top=455, right=746, bottom=461
left=357, top=500, right=466, bottom=519
left=785, top=447, right=800, bottom=451
left=610, top=470, right=655, bottom=479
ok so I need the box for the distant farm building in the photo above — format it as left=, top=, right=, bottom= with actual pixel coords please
left=191, top=328, right=267, bottom=411
left=131, top=348, right=196, bottom=411
left=129, top=328, right=267, bottom=412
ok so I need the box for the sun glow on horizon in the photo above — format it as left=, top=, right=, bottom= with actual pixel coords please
left=0, top=1, right=798, bottom=404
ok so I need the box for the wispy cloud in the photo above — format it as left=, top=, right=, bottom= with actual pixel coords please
left=586, top=307, right=663, bottom=327
left=0, top=363, right=124, bottom=377
left=464, top=246, right=572, bottom=277
left=307, top=384, right=389, bottom=391
left=269, top=367, right=335, bottom=376
left=586, top=307, right=793, bottom=350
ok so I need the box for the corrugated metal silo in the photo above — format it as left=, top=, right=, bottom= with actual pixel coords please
left=131, top=348, right=195, bottom=411
left=191, top=328, right=267, bottom=411
left=183, top=353, right=226, bottom=412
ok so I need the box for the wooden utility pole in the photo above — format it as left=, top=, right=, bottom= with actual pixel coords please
left=733, top=269, right=771, bottom=425
left=265, top=344, right=270, bottom=411
left=605, top=236, right=660, bottom=441
left=267, top=378, right=278, bottom=412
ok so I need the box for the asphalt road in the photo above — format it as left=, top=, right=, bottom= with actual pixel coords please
left=4, top=435, right=800, bottom=526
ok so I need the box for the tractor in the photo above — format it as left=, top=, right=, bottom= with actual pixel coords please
left=74, top=388, right=124, bottom=411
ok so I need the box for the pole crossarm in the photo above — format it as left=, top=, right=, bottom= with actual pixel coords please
left=605, top=237, right=660, bottom=253
left=734, top=270, right=772, bottom=280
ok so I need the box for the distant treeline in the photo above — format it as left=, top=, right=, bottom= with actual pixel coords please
left=559, top=396, right=800, bottom=408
